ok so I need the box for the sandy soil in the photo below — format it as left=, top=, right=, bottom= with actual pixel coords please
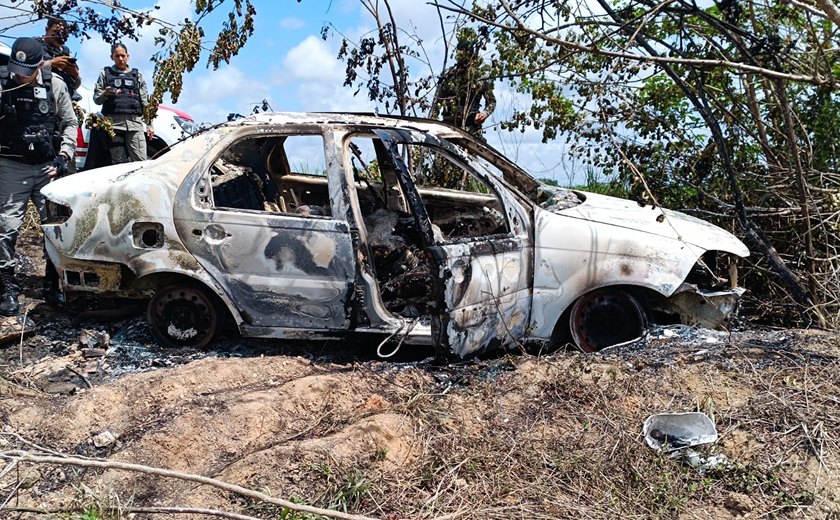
left=1, top=324, right=838, bottom=519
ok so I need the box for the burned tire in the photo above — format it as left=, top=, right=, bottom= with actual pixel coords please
left=147, top=283, right=222, bottom=349
left=569, top=288, right=646, bottom=352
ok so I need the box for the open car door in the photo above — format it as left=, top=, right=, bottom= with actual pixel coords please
left=374, top=129, right=533, bottom=357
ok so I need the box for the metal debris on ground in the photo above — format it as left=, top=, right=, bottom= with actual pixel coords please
left=643, top=411, right=718, bottom=450
left=643, top=411, right=729, bottom=472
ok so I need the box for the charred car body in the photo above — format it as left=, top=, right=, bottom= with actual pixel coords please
left=40, top=113, right=749, bottom=356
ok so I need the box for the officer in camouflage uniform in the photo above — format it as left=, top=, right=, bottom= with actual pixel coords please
left=94, top=42, right=153, bottom=163
left=433, top=30, right=496, bottom=137
left=0, top=37, right=77, bottom=315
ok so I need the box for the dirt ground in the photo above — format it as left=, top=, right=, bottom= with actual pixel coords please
left=0, top=225, right=838, bottom=519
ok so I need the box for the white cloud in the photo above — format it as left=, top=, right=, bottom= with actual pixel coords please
left=177, top=64, right=271, bottom=124
left=282, top=35, right=343, bottom=83
left=298, top=82, right=376, bottom=113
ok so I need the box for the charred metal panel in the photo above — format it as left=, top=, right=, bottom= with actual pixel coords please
left=376, top=128, right=534, bottom=357
left=39, top=155, right=222, bottom=293
left=659, top=285, right=746, bottom=329
left=177, top=210, right=355, bottom=330
left=44, top=249, right=122, bottom=293
left=439, top=240, right=532, bottom=357
left=173, top=126, right=357, bottom=331
left=529, top=202, right=748, bottom=340
left=547, top=190, right=749, bottom=256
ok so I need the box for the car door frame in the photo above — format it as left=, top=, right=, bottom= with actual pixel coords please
left=374, top=128, right=534, bottom=357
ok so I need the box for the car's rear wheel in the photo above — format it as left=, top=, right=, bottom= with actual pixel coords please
left=147, top=283, right=222, bottom=349
left=569, top=288, right=646, bottom=352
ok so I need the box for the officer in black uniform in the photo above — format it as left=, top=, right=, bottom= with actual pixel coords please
left=94, top=42, right=153, bottom=163
left=36, top=16, right=81, bottom=101
left=0, top=37, right=77, bottom=315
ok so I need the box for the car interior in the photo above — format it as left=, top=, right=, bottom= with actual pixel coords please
left=210, top=135, right=332, bottom=217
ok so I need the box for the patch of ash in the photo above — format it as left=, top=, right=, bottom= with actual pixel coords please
left=14, top=252, right=36, bottom=275
left=107, top=317, right=210, bottom=375
left=596, top=326, right=835, bottom=371
left=430, top=356, right=518, bottom=389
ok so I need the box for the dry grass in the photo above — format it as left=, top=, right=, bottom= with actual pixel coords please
left=1, top=330, right=837, bottom=520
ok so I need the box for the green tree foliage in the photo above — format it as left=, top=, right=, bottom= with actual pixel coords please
left=449, top=0, right=840, bottom=326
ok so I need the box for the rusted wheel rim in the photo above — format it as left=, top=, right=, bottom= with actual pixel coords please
left=569, top=289, right=646, bottom=352
left=148, top=285, right=219, bottom=348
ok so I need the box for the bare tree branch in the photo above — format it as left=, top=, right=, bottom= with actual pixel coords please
left=812, top=0, right=840, bottom=27
left=0, top=451, right=377, bottom=520
left=434, top=0, right=834, bottom=86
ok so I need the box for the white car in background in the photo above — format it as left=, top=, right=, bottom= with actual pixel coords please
left=73, top=83, right=197, bottom=170
left=0, top=41, right=197, bottom=169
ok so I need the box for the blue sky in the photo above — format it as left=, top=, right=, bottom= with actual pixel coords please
left=0, top=0, right=589, bottom=184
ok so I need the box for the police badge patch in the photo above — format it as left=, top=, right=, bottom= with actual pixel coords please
left=38, top=100, right=49, bottom=114
left=114, top=79, right=122, bottom=87
left=15, top=51, right=26, bottom=61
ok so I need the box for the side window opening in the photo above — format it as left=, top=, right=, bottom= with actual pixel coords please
left=406, top=143, right=509, bottom=241
left=210, top=134, right=332, bottom=217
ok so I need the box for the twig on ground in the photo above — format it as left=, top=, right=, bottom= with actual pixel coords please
left=2, top=505, right=264, bottom=520
left=65, top=365, right=93, bottom=389
left=0, top=451, right=377, bottom=520
left=18, top=310, right=27, bottom=367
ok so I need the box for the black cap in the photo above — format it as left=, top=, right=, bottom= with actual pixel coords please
left=8, top=37, right=44, bottom=76
left=46, top=16, right=67, bottom=28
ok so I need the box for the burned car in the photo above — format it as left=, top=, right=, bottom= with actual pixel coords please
left=40, top=113, right=749, bottom=356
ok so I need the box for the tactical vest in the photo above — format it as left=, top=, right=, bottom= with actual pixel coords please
left=0, top=67, right=58, bottom=164
left=101, top=66, right=143, bottom=116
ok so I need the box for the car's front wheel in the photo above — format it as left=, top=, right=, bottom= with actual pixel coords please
left=147, top=282, right=223, bottom=349
left=569, top=288, right=646, bottom=352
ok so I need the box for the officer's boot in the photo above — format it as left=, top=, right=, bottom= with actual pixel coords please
left=43, top=259, right=65, bottom=306
left=0, top=268, right=20, bottom=316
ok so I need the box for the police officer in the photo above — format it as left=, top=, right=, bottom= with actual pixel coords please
left=94, top=42, right=153, bottom=163
left=37, top=16, right=81, bottom=101
left=0, top=37, right=77, bottom=315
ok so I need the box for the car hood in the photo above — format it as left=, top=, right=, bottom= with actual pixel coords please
left=541, top=188, right=750, bottom=257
